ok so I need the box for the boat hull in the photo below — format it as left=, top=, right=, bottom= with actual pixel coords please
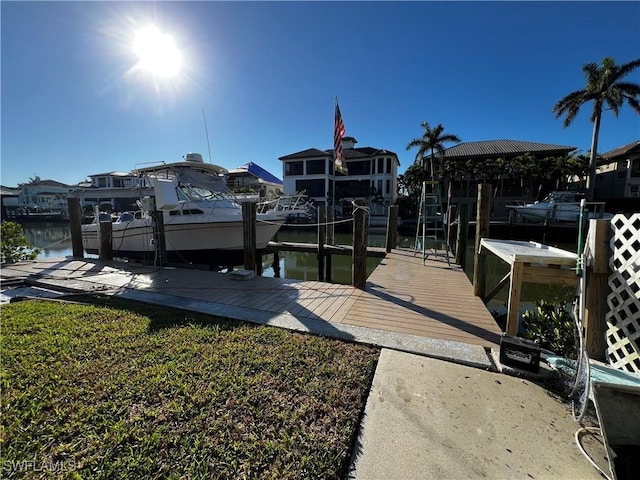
left=82, top=218, right=283, bottom=266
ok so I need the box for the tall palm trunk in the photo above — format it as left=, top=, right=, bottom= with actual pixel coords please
left=586, top=110, right=602, bottom=202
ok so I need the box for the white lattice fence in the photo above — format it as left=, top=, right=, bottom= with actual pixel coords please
left=605, top=213, right=640, bottom=373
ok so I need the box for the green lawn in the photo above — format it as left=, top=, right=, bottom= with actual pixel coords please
left=1, top=296, right=379, bottom=479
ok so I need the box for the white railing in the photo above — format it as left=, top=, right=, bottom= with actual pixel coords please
left=605, top=213, right=640, bottom=373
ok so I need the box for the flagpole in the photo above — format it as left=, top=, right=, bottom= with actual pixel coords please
left=331, top=97, right=337, bottom=244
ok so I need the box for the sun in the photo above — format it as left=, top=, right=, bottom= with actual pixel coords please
left=132, top=25, right=182, bottom=78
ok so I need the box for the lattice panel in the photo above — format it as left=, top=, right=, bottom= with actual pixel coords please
left=606, top=213, right=640, bottom=373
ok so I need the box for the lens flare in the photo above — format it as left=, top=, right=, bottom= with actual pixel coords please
left=132, top=25, right=182, bottom=78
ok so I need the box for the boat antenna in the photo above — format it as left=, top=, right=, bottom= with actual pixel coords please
left=203, top=108, right=213, bottom=164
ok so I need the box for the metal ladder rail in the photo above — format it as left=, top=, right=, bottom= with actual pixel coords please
left=413, top=181, right=451, bottom=266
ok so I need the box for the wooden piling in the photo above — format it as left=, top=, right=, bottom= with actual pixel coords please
left=242, top=202, right=257, bottom=273
left=99, top=220, right=113, bottom=261
left=584, top=219, right=611, bottom=361
left=473, top=184, right=491, bottom=298
left=67, top=197, right=84, bottom=258
left=455, top=202, right=469, bottom=267
left=150, top=210, right=167, bottom=267
left=317, top=203, right=326, bottom=282
left=352, top=199, right=369, bottom=289
left=385, top=205, right=399, bottom=253
left=272, top=231, right=281, bottom=278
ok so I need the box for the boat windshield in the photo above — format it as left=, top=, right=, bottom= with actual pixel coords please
left=544, top=192, right=579, bottom=203
left=177, top=184, right=239, bottom=208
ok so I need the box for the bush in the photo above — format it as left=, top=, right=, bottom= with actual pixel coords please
left=0, top=221, right=40, bottom=263
left=522, top=300, right=577, bottom=359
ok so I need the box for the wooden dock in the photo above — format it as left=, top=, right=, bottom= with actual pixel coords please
left=1, top=248, right=503, bottom=349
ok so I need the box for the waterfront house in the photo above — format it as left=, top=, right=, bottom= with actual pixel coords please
left=0, top=185, right=21, bottom=220
left=595, top=139, right=640, bottom=211
left=16, top=177, right=70, bottom=216
left=226, top=162, right=283, bottom=198
left=72, top=171, right=143, bottom=214
left=279, top=136, right=400, bottom=218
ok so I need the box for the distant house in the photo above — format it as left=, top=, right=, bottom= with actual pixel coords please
left=279, top=136, right=400, bottom=216
left=226, top=162, right=283, bottom=198
left=17, top=177, right=70, bottom=213
left=73, top=171, right=143, bottom=213
left=595, top=140, right=640, bottom=207
left=0, top=185, right=21, bottom=219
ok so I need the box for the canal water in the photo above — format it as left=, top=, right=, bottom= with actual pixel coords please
left=20, top=222, right=578, bottom=312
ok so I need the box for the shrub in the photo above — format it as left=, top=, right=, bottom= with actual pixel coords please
left=522, top=300, right=577, bottom=359
left=0, top=221, right=40, bottom=263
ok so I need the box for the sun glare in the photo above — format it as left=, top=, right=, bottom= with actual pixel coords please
left=132, top=25, right=182, bottom=78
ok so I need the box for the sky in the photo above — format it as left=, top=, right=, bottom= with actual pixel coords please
left=2, top=1, right=639, bottom=188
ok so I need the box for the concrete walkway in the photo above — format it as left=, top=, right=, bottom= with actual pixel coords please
left=348, top=349, right=604, bottom=480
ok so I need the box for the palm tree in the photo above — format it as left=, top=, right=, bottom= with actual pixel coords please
left=553, top=56, right=640, bottom=201
left=406, top=122, right=461, bottom=181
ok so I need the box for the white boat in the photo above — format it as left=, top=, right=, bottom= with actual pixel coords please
left=80, top=154, right=286, bottom=266
left=508, top=191, right=612, bottom=223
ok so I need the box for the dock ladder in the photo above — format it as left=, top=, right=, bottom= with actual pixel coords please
left=414, top=180, right=451, bottom=266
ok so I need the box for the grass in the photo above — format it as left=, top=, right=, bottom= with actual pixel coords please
left=1, top=295, right=379, bottom=479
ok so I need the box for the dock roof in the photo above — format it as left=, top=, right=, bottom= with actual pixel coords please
left=443, top=139, right=576, bottom=159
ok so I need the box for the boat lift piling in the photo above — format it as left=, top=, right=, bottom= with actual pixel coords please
left=242, top=202, right=257, bottom=273
left=67, top=197, right=84, bottom=258
left=472, top=183, right=492, bottom=298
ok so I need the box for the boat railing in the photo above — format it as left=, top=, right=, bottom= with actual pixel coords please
left=256, top=194, right=314, bottom=215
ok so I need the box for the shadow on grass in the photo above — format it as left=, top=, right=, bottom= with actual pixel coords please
left=60, top=293, right=254, bottom=333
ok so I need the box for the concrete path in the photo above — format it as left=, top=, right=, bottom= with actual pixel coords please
left=348, top=349, right=603, bottom=480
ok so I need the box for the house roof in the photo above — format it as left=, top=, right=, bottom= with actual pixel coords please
left=600, top=139, right=640, bottom=160
left=279, top=146, right=400, bottom=165
left=18, top=179, right=70, bottom=188
left=279, top=148, right=329, bottom=160
left=229, top=162, right=282, bottom=186
left=88, top=171, right=134, bottom=178
left=0, top=186, right=21, bottom=196
left=443, top=139, right=576, bottom=159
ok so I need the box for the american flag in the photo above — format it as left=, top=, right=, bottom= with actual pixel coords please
left=334, top=100, right=347, bottom=174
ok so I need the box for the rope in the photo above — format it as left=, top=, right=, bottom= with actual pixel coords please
left=37, top=235, right=72, bottom=249
left=574, top=427, right=611, bottom=480
left=351, top=200, right=371, bottom=214
left=256, top=217, right=353, bottom=228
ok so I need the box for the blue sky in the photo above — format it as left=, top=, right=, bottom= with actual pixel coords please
left=2, top=1, right=639, bottom=188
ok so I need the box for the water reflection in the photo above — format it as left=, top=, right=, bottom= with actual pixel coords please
left=22, top=222, right=73, bottom=259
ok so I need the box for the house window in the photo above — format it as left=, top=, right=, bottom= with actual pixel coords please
left=97, top=177, right=107, bottom=188
left=295, top=179, right=325, bottom=197
left=285, top=161, right=304, bottom=176
left=306, top=159, right=325, bottom=175
left=386, top=179, right=391, bottom=194
left=630, top=184, right=640, bottom=198
left=113, top=178, right=125, bottom=188
left=377, top=158, right=384, bottom=174
left=377, top=180, right=383, bottom=194
left=386, top=157, right=392, bottom=173
left=347, top=160, right=371, bottom=176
